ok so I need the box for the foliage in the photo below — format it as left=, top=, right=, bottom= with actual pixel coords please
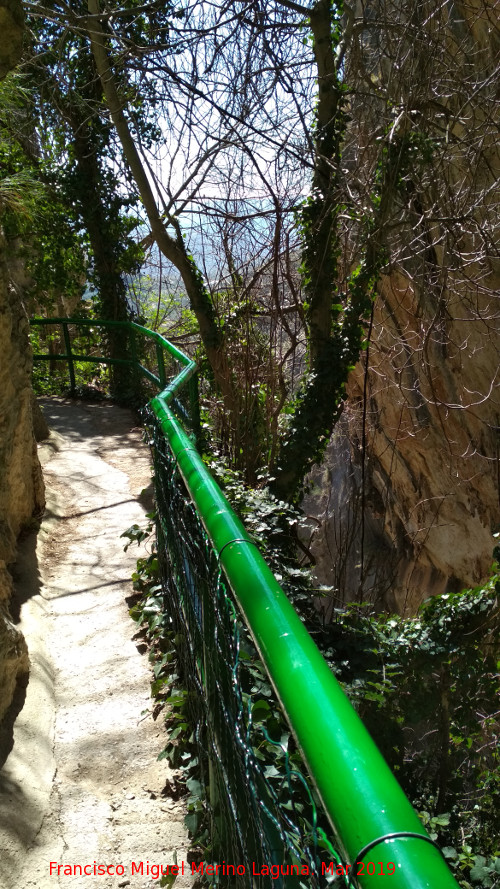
left=26, top=22, right=146, bottom=334
left=29, top=312, right=111, bottom=398
left=203, top=454, right=307, bottom=582
left=316, top=576, right=500, bottom=887
left=0, top=169, right=44, bottom=217
left=1, top=29, right=153, bottom=399
left=0, top=75, right=89, bottom=310
left=206, top=464, right=499, bottom=882
left=122, top=505, right=341, bottom=886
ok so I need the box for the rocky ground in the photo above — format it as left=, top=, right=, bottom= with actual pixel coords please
left=0, top=397, right=193, bottom=889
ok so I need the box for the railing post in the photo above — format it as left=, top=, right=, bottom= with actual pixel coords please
left=156, top=342, right=166, bottom=389
left=188, top=371, right=201, bottom=445
left=62, top=321, right=76, bottom=395
left=129, top=326, right=140, bottom=398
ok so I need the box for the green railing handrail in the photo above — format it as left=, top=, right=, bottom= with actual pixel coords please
left=29, top=316, right=194, bottom=393
left=30, top=317, right=460, bottom=889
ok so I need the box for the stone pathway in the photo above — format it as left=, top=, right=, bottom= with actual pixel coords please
left=0, top=397, right=193, bottom=889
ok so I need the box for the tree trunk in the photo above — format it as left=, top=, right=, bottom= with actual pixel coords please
left=86, top=0, right=239, bottom=415
left=270, top=0, right=354, bottom=502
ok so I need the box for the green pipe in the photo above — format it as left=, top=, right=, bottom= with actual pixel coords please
left=31, top=316, right=132, bottom=328
left=128, top=321, right=192, bottom=366
left=150, top=398, right=461, bottom=889
left=33, top=354, right=73, bottom=361
left=156, top=342, right=167, bottom=389
left=61, top=322, right=76, bottom=393
left=129, top=326, right=139, bottom=394
left=30, top=317, right=192, bottom=373
left=33, top=353, right=160, bottom=385
left=34, top=353, right=132, bottom=366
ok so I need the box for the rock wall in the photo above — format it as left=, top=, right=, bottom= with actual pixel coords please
left=0, top=223, right=46, bottom=723
left=0, top=0, right=24, bottom=79
left=0, top=0, right=45, bottom=724
left=303, top=271, right=499, bottom=614
left=353, top=273, right=498, bottom=613
left=302, top=0, right=499, bottom=614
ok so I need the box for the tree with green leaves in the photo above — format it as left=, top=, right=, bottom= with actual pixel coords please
left=20, top=17, right=150, bottom=395
left=0, top=73, right=88, bottom=313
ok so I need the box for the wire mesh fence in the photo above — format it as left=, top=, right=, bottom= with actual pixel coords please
left=144, top=405, right=344, bottom=889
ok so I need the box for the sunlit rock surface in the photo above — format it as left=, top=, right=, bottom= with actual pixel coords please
left=0, top=0, right=46, bottom=720
left=302, top=0, right=499, bottom=614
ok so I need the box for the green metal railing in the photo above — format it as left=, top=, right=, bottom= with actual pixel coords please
left=30, top=317, right=461, bottom=889
left=30, top=316, right=196, bottom=400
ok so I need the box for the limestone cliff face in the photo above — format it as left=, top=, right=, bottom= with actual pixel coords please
left=0, top=0, right=45, bottom=724
left=303, top=272, right=499, bottom=614
left=0, top=234, right=45, bottom=560
left=302, top=0, right=499, bottom=614
left=363, top=267, right=498, bottom=609
left=0, top=223, right=47, bottom=722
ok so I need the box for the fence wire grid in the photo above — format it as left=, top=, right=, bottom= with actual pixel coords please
left=144, top=406, right=345, bottom=889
